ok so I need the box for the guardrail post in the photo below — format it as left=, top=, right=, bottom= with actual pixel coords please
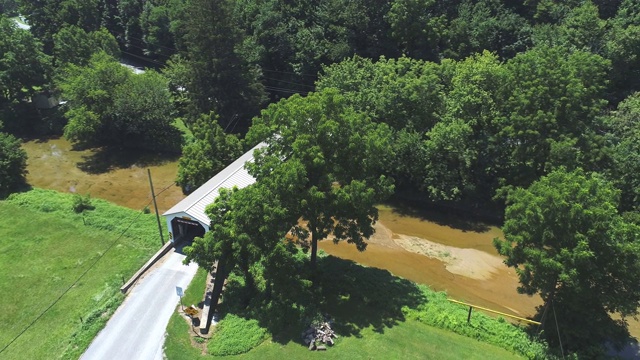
left=467, top=306, right=473, bottom=323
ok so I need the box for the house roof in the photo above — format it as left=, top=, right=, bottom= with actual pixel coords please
left=163, top=142, right=266, bottom=226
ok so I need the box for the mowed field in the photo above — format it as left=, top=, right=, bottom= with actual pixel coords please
left=0, top=189, right=163, bottom=359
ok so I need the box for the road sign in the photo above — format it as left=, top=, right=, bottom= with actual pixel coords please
left=176, top=286, right=184, bottom=297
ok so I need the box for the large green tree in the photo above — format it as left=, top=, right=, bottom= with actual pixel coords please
left=499, top=45, right=610, bottom=188
left=494, top=168, right=640, bottom=353
left=422, top=51, right=511, bottom=202
left=20, top=0, right=101, bottom=51
left=178, top=0, right=265, bottom=129
left=0, top=16, right=50, bottom=106
left=449, top=0, right=532, bottom=59
left=386, top=0, right=453, bottom=61
left=59, top=52, right=177, bottom=150
left=246, top=88, right=395, bottom=280
left=184, top=183, right=298, bottom=312
left=175, top=112, right=243, bottom=193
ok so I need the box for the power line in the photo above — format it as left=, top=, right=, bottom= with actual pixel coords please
left=263, top=76, right=316, bottom=89
left=120, top=50, right=166, bottom=67
left=0, top=203, right=151, bottom=356
left=265, top=86, right=309, bottom=95
left=154, top=182, right=176, bottom=197
left=263, top=68, right=318, bottom=78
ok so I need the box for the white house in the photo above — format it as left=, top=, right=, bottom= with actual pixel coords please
left=162, top=142, right=266, bottom=243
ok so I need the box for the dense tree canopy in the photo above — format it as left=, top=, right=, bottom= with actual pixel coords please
left=494, top=168, right=640, bottom=353
left=177, top=0, right=266, bottom=129
left=606, top=92, right=640, bottom=212
left=184, top=182, right=299, bottom=312
left=52, top=26, right=119, bottom=67
left=58, top=52, right=178, bottom=150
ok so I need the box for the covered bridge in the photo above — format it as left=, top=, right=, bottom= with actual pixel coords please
left=162, top=142, right=266, bottom=243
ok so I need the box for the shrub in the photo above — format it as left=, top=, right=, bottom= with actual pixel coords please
left=72, top=193, right=95, bottom=213
left=403, top=289, right=554, bottom=359
left=207, top=314, right=267, bottom=356
left=0, top=132, right=28, bottom=197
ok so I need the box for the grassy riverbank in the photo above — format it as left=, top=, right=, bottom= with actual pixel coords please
left=165, top=255, right=553, bottom=359
left=0, top=189, right=164, bottom=359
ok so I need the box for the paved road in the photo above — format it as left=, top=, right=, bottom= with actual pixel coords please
left=81, top=250, right=198, bottom=360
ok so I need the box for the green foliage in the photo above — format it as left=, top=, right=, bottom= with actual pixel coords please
left=404, top=290, right=552, bottom=359
left=207, top=314, right=267, bottom=356
left=178, top=0, right=266, bottom=128
left=0, top=0, right=19, bottom=15
left=494, top=168, right=640, bottom=353
left=386, top=0, right=450, bottom=61
left=499, top=45, right=609, bottom=188
left=449, top=0, right=532, bottom=59
left=317, top=55, right=444, bottom=131
left=0, top=16, right=51, bottom=106
left=140, top=1, right=176, bottom=60
left=71, top=193, right=95, bottom=213
left=0, top=132, right=28, bottom=198
left=117, top=0, right=144, bottom=53
left=423, top=51, right=510, bottom=201
left=235, top=0, right=395, bottom=99
left=175, top=112, right=242, bottom=192
left=184, top=183, right=297, bottom=315
left=111, top=70, right=179, bottom=150
left=605, top=92, right=640, bottom=211
left=59, top=52, right=178, bottom=151
left=53, top=26, right=120, bottom=67
left=560, top=1, right=607, bottom=52
left=247, top=88, right=395, bottom=276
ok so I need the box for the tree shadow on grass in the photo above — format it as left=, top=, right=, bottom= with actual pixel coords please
left=76, top=147, right=180, bottom=174
left=384, top=197, right=492, bottom=233
left=316, top=255, right=427, bottom=338
left=227, top=254, right=427, bottom=347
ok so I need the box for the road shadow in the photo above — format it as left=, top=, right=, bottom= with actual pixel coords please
left=76, top=146, right=179, bottom=174
left=607, top=338, right=640, bottom=359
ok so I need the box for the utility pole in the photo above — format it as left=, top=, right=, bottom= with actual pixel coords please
left=148, top=169, right=165, bottom=246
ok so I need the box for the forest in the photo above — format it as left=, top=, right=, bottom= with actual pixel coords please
left=1, top=0, right=640, bottom=357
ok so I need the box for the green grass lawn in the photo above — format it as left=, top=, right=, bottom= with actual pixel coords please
left=0, top=189, right=163, bottom=359
left=164, top=264, right=529, bottom=360
left=166, top=310, right=523, bottom=360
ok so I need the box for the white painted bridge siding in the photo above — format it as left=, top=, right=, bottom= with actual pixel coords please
left=162, top=142, right=267, bottom=241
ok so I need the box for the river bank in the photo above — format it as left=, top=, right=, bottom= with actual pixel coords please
left=22, top=136, right=640, bottom=340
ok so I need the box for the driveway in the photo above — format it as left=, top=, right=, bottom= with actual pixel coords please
left=81, top=249, right=198, bottom=360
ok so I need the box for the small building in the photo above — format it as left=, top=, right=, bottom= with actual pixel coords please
left=162, top=142, right=266, bottom=244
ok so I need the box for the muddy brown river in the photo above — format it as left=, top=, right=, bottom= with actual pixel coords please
left=21, top=136, right=640, bottom=338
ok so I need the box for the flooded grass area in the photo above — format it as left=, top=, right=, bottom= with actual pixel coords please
left=22, top=136, right=184, bottom=213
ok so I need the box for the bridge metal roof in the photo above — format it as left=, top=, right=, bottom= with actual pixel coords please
left=162, top=142, right=266, bottom=226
